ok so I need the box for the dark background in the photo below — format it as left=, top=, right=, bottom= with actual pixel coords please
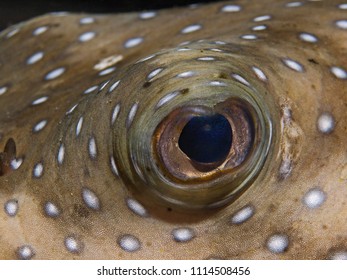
left=0, top=0, right=220, bottom=31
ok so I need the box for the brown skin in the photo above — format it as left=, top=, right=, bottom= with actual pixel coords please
left=0, top=0, right=346, bottom=259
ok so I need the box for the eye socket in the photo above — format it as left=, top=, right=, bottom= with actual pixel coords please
left=115, top=92, right=271, bottom=211
left=114, top=93, right=271, bottom=211
left=111, top=42, right=273, bottom=212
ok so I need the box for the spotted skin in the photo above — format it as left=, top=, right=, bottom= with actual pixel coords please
left=0, top=0, right=347, bottom=260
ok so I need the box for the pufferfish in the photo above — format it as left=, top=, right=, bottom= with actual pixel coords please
left=0, top=0, right=347, bottom=260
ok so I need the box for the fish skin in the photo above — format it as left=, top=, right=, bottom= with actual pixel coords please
left=0, top=0, right=347, bottom=259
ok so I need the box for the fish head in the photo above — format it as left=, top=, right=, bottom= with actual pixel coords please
left=0, top=0, right=347, bottom=260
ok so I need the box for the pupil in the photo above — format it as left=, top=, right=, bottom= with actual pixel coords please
left=178, top=114, right=232, bottom=164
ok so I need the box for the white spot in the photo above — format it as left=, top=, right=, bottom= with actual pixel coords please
left=267, top=234, right=289, bottom=254
left=181, top=24, right=202, bottom=34
left=197, top=56, right=216, bottom=61
left=299, top=32, right=318, bottom=43
left=33, top=120, right=48, bottom=132
left=33, top=162, right=44, bottom=178
left=252, top=66, right=268, bottom=81
left=172, top=228, right=195, bottom=242
left=330, top=66, right=347, bottom=79
left=338, top=4, right=347, bottom=9
left=44, top=202, right=60, bottom=217
left=209, top=48, right=223, bottom=52
left=221, top=4, right=242, bottom=12
left=88, top=137, right=97, bottom=159
left=6, top=28, right=19, bottom=38
left=27, top=51, right=44, bottom=65
left=111, top=104, right=121, bottom=125
left=84, top=85, right=98, bottom=94
left=124, top=37, right=144, bottom=48
left=139, top=11, right=157, bottom=19
left=110, top=156, right=119, bottom=176
left=32, top=96, right=48, bottom=105
left=94, top=55, right=123, bottom=71
left=209, top=81, right=227, bottom=86
left=76, top=117, right=83, bottom=136
left=330, top=251, right=347, bottom=260
left=106, top=81, right=120, bottom=94
left=253, top=15, right=272, bottom=22
left=317, top=112, right=335, bottom=134
left=33, top=26, right=48, bottom=36
left=10, top=158, right=23, bottom=170
left=232, top=73, right=251, bottom=86
left=215, top=41, right=227, bottom=45
left=126, top=198, right=148, bottom=217
left=17, top=245, right=35, bottom=260
left=177, top=71, right=196, bottom=78
left=99, top=80, right=111, bottom=92
left=79, top=31, right=96, bottom=42
left=127, top=103, right=139, bottom=128
left=177, top=48, right=192, bottom=52
left=80, top=17, right=95, bottom=24
left=285, top=1, right=303, bottom=7
left=0, top=86, right=7, bottom=96
left=4, top=199, right=18, bottom=216
left=82, top=187, right=100, bottom=210
left=66, top=104, right=78, bottom=115
left=303, top=187, right=326, bottom=209
left=252, top=25, right=267, bottom=31
left=282, top=58, right=304, bottom=72
left=99, top=80, right=110, bottom=91
left=231, top=205, right=255, bottom=224
left=136, top=54, right=156, bottom=64
left=179, top=41, right=191, bottom=46
left=45, top=67, right=65, bottom=80
left=50, top=11, right=69, bottom=16
left=241, top=34, right=258, bottom=40
left=118, top=235, right=141, bottom=252
left=147, top=68, right=163, bottom=80
left=57, top=144, right=65, bottom=165
left=98, top=67, right=116, bottom=76
left=65, top=236, right=83, bottom=254
left=156, top=91, right=180, bottom=108
left=336, top=20, right=347, bottom=29
left=189, top=3, right=200, bottom=9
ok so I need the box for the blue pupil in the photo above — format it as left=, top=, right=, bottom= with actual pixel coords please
left=178, top=114, right=232, bottom=164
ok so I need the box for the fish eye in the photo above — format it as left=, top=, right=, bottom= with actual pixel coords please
left=149, top=95, right=267, bottom=212
left=155, top=98, right=255, bottom=178
left=113, top=44, right=273, bottom=213
left=118, top=93, right=272, bottom=212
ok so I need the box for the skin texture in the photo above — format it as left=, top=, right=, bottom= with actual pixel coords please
left=0, top=0, right=347, bottom=260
